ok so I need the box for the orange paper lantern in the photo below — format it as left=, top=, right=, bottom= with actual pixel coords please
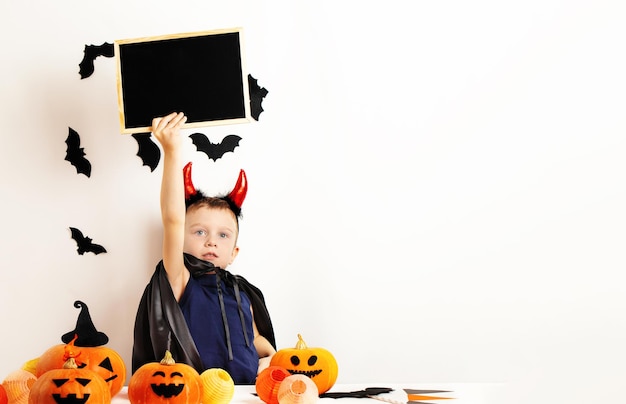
left=0, top=383, right=8, bottom=404
left=200, top=368, right=235, bottom=404
left=1, top=369, right=37, bottom=404
left=255, top=365, right=291, bottom=404
left=277, top=374, right=319, bottom=404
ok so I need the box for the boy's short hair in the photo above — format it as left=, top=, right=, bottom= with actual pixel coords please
left=186, top=197, right=240, bottom=229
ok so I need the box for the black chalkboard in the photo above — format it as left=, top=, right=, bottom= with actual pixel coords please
left=115, top=28, right=250, bottom=134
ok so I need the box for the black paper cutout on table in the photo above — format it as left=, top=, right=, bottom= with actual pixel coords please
left=131, top=133, right=161, bottom=172
left=248, top=74, right=268, bottom=120
left=65, top=127, right=91, bottom=177
left=190, top=133, right=242, bottom=162
left=321, top=387, right=394, bottom=399
left=61, top=300, right=109, bottom=346
left=69, top=227, right=107, bottom=255
left=79, top=42, right=114, bottom=79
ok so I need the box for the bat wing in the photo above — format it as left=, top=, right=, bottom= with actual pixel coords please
left=85, top=242, right=107, bottom=255
left=69, top=227, right=107, bottom=255
left=79, top=42, right=114, bottom=79
left=69, top=227, right=87, bottom=255
left=131, top=133, right=161, bottom=172
left=65, top=127, right=91, bottom=177
left=189, top=132, right=212, bottom=157
left=248, top=74, right=269, bottom=121
left=190, top=133, right=242, bottom=162
left=219, top=134, right=242, bottom=156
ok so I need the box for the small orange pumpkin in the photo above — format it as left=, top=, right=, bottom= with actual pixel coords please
left=29, top=357, right=111, bottom=404
left=128, top=350, right=203, bottom=404
left=270, top=334, right=338, bottom=394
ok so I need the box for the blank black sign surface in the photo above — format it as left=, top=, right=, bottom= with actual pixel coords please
left=116, top=30, right=248, bottom=132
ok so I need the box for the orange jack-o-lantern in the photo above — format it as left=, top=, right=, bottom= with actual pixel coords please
left=270, top=334, right=338, bottom=394
left=36, top=334, right=126, bottom=397
left=128, top=350, right=203, bottom=404
left=35, top=301, right=127, bottom=397
left=29, top=357, right=111, bottom=404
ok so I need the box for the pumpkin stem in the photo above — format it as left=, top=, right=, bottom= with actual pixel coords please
left=160, top=350, right=176, bottom=366
left=295, top=334, right=308, bottom=350
left=63, top=357, right=79, bottom=370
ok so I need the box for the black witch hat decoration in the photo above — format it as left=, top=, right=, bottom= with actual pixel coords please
left=61, top=300, right=109, bottom=347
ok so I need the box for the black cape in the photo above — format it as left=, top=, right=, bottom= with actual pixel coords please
left=132, top=253, right=276, bottom=374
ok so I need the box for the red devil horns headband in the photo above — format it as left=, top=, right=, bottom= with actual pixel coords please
left=228, top=168, right=248, bottom=209
left=183, top=162, right=248, bottom=216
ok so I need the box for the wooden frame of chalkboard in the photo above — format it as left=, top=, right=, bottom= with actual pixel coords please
left=114, top=28, right=250, bottom=134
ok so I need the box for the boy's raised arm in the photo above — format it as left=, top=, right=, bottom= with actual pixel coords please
left=151, top=112, right=188, bottom=301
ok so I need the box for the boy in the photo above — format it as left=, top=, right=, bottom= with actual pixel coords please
left=132, top=112, right=276, bottom=384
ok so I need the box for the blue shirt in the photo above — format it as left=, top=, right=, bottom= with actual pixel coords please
left=179, top=272, right=258, bottom=384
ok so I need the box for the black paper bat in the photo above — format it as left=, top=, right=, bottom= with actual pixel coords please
left=189, top=133, right=242, bottom=162
left=79, top=42, right=114, bottom=79
left=65, top=127, right=91, bottom=177
left=69, top=227, right=107, bottom=255
left=248, top=74, right=269, bottom=120
left=131, top=133, right=161, bottom=172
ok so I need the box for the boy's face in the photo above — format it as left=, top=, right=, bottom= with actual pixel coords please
left=183, top=206, right=239, bottom=269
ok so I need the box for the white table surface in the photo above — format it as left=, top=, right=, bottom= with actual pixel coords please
left=112, top=382, right=505, bottom=404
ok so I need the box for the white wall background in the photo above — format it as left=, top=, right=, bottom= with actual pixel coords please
left=1, top=1, right=625, bottom=403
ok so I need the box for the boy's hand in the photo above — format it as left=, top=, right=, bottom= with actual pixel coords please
left=258, top=356, right=273, bottom=374
left=151, top=112, right=187, bottom=150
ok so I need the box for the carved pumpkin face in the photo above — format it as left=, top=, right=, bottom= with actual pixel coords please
left=128, top=350, right=203, bottom=404
left=270, top=334, right=338, bottom=394
left=36, top=342, right=126, bottom=397
left=28, top=358, right=111, bottom=404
